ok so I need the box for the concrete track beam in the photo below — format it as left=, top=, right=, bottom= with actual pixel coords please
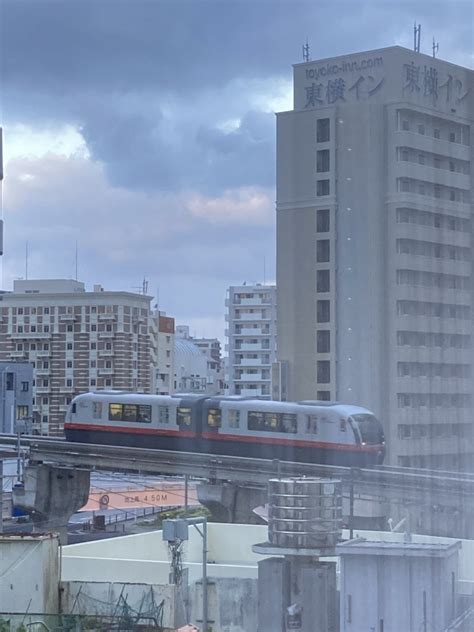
left=197, top=482, right=267, bottom=524
left=13, top=463, right=90, bottom=543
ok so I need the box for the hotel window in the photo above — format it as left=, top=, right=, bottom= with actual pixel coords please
left=317, top=240, right=330, bottom=262
left=316, top=118, right=330, bottom=143
left=418, top=154, right=425, bottom=165
left=317, top=179, right=330, bottom=197
left=317, top=270, right=330, bottom=293
left=316, top=149, right=330, bottom=172
left=316, top=209, right=330, bottom=232
left=434, top=128, right=440, bottom=139
left=317, top=300, right=330, bottom=323
left=317, top=390, right=331, bottom=401
left=401, top=119, right=409, bottom=131
left=449, top=131, right=456, bottom=142
left=317, top=360, right=330, bottom=384
left=317, top=330, right=330, bottom=353
left=418, top=124, right=425, bottom=135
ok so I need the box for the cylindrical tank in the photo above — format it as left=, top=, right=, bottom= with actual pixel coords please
left=268, top=477, right=342, bottom=549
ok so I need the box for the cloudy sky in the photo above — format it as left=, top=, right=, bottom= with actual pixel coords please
left=1, top=0, right=472, bottom=340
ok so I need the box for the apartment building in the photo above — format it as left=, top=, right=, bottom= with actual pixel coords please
left=276, top=46, right=474, bottom=467
left=154, top=311, right=175, bottom=395
left=0, top=279, right=156, bottom=435
left=0, top=361, right=34, bottom=433
left=226, top=284, right=277, bottom=398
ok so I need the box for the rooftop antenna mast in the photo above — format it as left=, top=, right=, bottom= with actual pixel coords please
left=414, top=22, right=421, bottom=53
left=25, top=241, right=28, bottom=280
left=302, top=39, right=310, bottom=62
left=432, top=37, right=439, bottom=58
left=75, top=240, right=78, bottom=280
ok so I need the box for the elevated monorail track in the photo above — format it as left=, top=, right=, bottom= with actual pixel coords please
left=1, top=433, right=474, bottom=501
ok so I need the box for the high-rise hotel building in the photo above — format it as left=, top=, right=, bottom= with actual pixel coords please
left=276, top=46, right=473, bottom=467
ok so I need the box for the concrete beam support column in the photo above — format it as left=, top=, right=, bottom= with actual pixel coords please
left=197, top=482, right=266, bottom=523
left=13, top=463, right=90, bottom=543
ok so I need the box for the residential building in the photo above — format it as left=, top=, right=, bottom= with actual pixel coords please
left=276, top=46, right=474, bottom=467
left=174, top=336, right=209, bottom=393
left=0, top=279, right=156, bottom=435
left=154, top=311, right=175, bottom=395
left=225, top=284, right=277, bottom=398
left=174, top=326, right=223, bottom=394
left=0, top=361, right=33, bottom=433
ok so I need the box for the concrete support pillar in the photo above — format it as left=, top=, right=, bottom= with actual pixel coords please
left=13, top=463, right=90, bottom=543
left=197, top=482, right=267, bottom=524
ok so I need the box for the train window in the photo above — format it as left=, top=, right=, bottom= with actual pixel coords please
left=108, top=403, right=151, bottom=423
left=281, top=413, right=297, bottom=434
left=228, top=409, right=240, bottom=428
left=71, top=403, right=77, bottom=414
left=207, top=408, right=222, bottom=428
left=109, top=403, right=123, bottom=420
left=177, top=407, right=192, bottom=426
left=158, top=406, right=170, bottom=424
left=137, top=405, right=152, bottom=423
left=248, top=411, right=297, bottom=434
left=92, top=402, right=102, bottom=419
left=248, top=411, right=265, bottom=431
left=306, top=415, right=318, bottom=434
left=123, top=404, right=137, bottom=422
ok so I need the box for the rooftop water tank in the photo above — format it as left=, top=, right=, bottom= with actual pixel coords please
left=268, top=477, right=342, bottom=549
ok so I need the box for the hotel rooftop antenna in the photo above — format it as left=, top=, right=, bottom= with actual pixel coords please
left=302, top=39, right=310, bottom=62
left=414, top=22, right=421, bottom=53
left=25, top=241, right=29, bottom=280
left=432, top=37, right=439, bottom=58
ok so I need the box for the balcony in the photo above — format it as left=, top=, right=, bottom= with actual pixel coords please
left=98, top=367, right=114, bottom=375
left=234, top=358, right=269, bottom=367
left=239, top=388, right=263, bottom=397
left=237, top=343, right=270, bottom=352
left=234, top=312, right=269, bottom=321
left=59, top=314, right=77, bottom=321
left=34, top=386, right=50, bottom=394
left=99, top=331, right=115, bottom=338
left=235, top=373, right=268, bottom=381
left=36, top=350, right=52, bottom=357
left=98, top=313, right=117, bottom=321
left=11, top=332, right=51, bottom=339
left=98, top=349, right=115, bottom=357
left=59, top=386, right=75, bottom=393
left=36, top=369, right=51, bottom=376
left=9, top=350, right=27, bottom=359
left=234, top=328, right=270, bottom=336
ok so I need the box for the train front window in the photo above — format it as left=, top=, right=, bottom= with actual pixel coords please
left=351, top=414, right=384, bottom=444
left=207, top=408, right=222, bottom=428
left=177, top=407, right=192, bottom=426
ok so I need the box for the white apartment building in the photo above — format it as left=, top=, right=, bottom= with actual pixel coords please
left=0, top=279, right=156, bottom=435
left=226, top=284, right=277, bottom=398
left=276, top=46, right=474, bottom=468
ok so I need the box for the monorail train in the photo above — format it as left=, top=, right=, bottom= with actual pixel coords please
left=64, top=391, right=385, bottom=467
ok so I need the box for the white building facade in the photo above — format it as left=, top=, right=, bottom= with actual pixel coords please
left=226, top=285, right=277, bottom=398
left=276, top=46, right=474, bottom=468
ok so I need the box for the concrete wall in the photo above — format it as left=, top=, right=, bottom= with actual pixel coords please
left=0, top=534, right=59, bottom=615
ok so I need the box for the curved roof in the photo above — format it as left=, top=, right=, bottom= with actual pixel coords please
left=174, top=337, right=205, bottom=358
